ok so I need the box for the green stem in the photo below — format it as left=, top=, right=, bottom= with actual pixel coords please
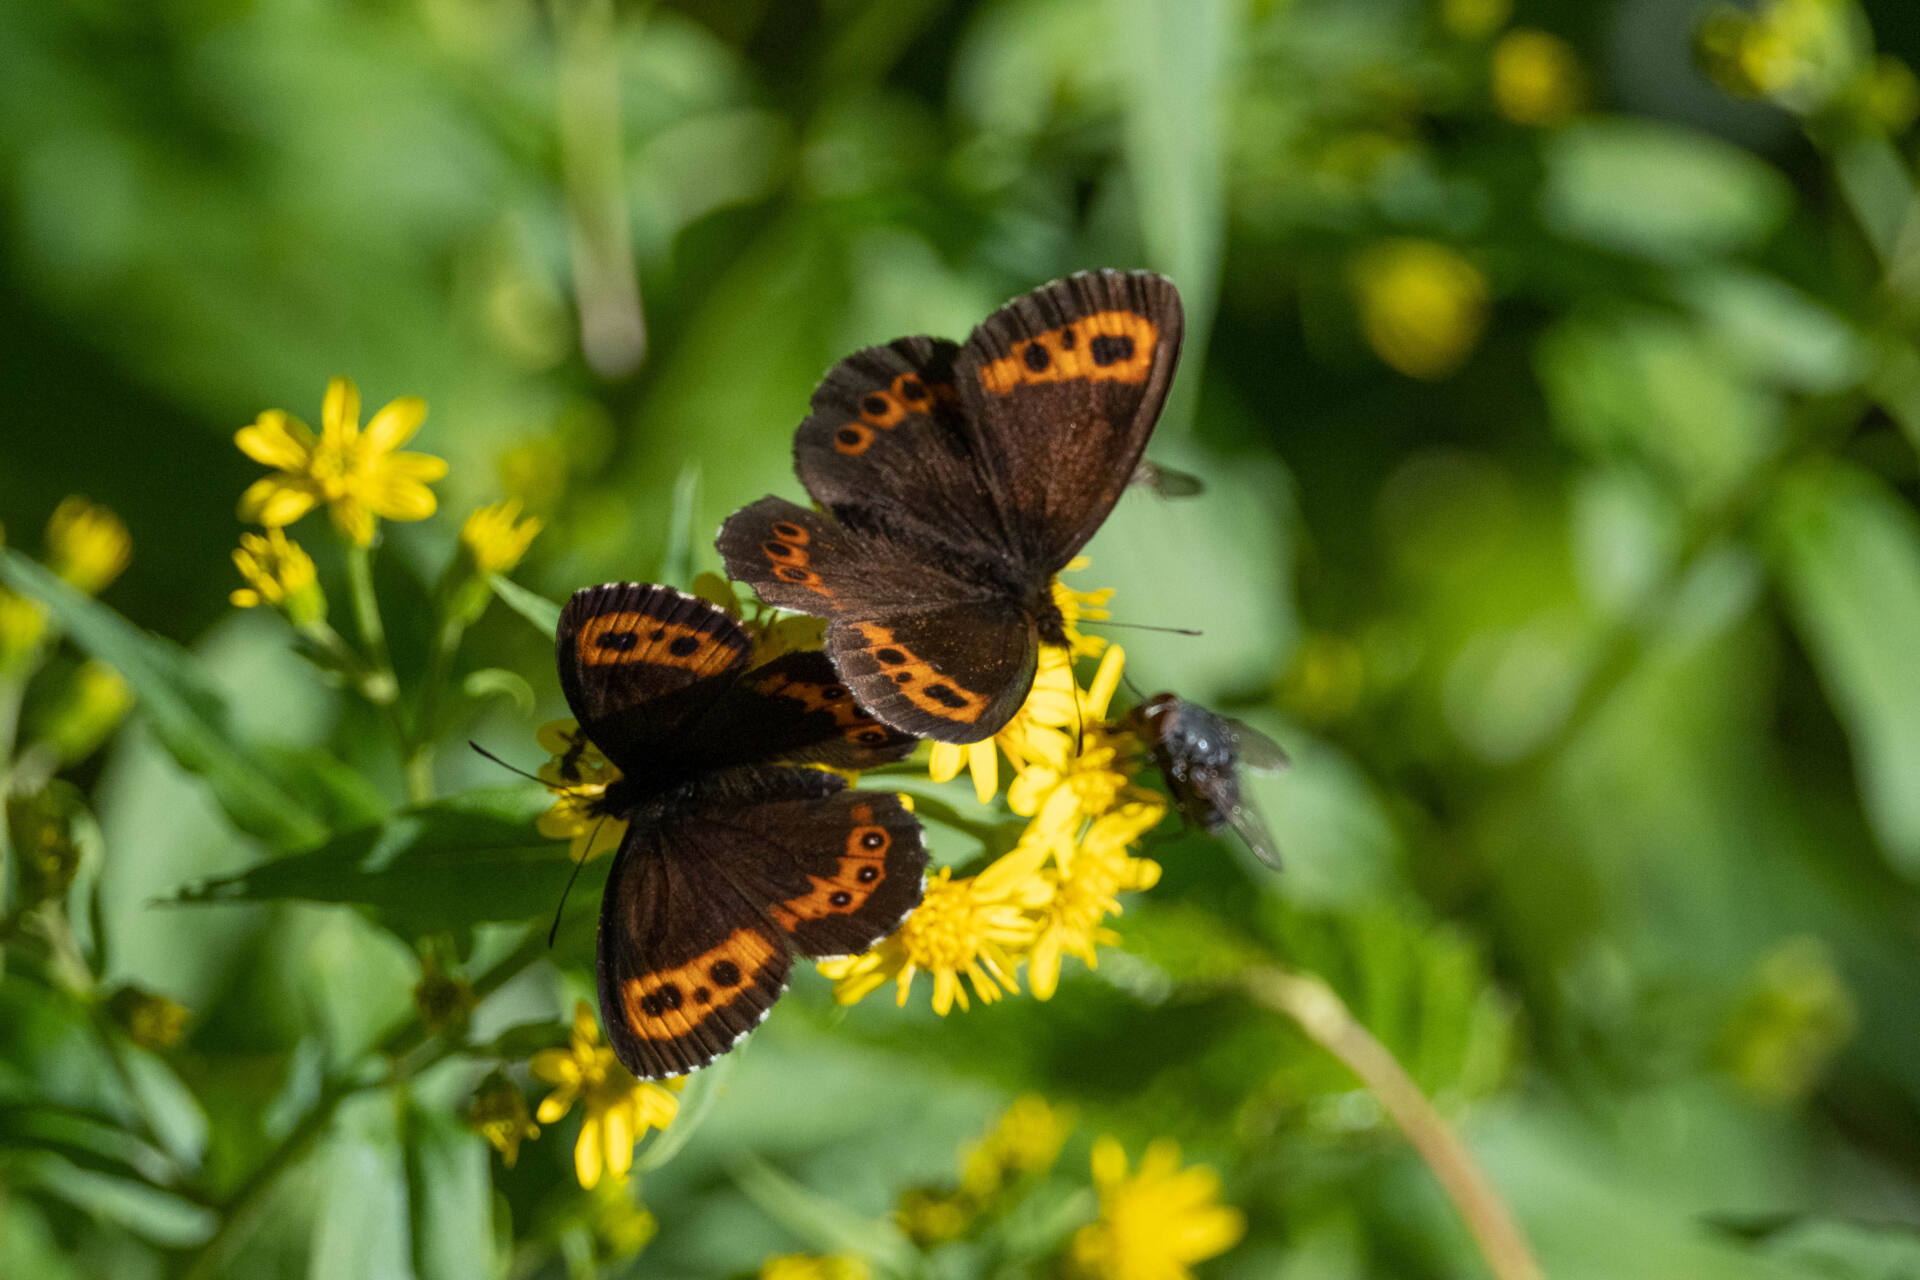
left=173, top=927, right=552, bottom=1278
left=1246, top=967, right=1543, bottom=1280
left=345, top=543, right=423, bottom=799
left=406, top=613, right=468, bottom=807
left=901, top=793, right=1008, bottom=846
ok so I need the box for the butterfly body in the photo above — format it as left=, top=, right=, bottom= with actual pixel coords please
left=556, top=582, right=927, bottom=1079
left=719, top=269, right=1185, bottom=744
left=1128, top=693, right=1289, bottom=871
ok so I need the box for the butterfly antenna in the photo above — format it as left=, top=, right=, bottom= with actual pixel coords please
left=1071, top=670, right=1086, bottom=755
left=1120, top=668, right=1148, bottom=701
left=469, top=740, right=549, bottom=786
left=1084, top=620, right=1203, bottom=636
left=547, top=817, right=606, bottom=948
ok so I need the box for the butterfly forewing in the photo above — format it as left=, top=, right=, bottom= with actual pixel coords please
left=957, top=269, right=1184, bottom=564
left=557, top=583, right=752, bottom=772
left=825, top=603, right=1036, bottom=744
left=692, top=649, right=919, bottom=769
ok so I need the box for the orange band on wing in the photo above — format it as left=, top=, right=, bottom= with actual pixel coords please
left=768, top=805, right=894, bottom=929
left=620, top=928, right=781, bottom=1041
left=577, top=611, right=748, bottom=670
left=757, top=523, right=836, bottom=600
left=977, top=310, right=1159, bottom=394
left=750, top=669, right=895, bottom=749
left=851, top=622, right=991, bottom=723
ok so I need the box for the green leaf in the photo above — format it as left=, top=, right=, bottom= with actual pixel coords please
left=729, top=1155, right=917, bottom=1277
left=168, top=785, right=570, bottom=936
left=635, top=1052, right=734, bottom=1174
left=0, top=551, right=326, bottom=850
left=0, top=1149, right=215, bottom=1247
left=461, top=667, right=536, bottom=716
left=402, top=1095, right=495, bottom=1280
left=654, top=459, right=703, bottom=590
left=1543, top=120, right=1792, bottom=263
left=1739, top=1216, right=1920, bottom=1278
left=488, top=574, right=562, bottom=637
left=1766, top=462, right=1920, bottom=878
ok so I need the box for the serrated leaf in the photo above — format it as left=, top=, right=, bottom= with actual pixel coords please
left=488, top=574, right=561, bottom=638
left=168, top=785, right=570, bottom=936
left=0, top=551, right=326, bottom=850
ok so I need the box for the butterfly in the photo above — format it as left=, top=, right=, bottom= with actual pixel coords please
left=555, top=582, right=928, bottom=1079
left=1125, top=693, right=1289, bottom=870
left=717, top=269, right=1185, bottom=744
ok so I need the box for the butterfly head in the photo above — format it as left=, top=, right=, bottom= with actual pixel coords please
left=1033, top=588, right=1069, bottom=648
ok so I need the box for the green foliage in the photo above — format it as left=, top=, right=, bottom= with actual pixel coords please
left=6, top=0, right=1920, bottom=1278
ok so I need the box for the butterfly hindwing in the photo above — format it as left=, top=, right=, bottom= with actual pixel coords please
left=826, top=602, right=1037, bottom=744
left=697, top=767, right=928, bottom=959
left=958, top=269, right=1184, bottom=561
left=557, top=583, right=752, bottom=770
left=692, top=649, right=920, bottom=770
left=595, top=818, right=793, bottom=1080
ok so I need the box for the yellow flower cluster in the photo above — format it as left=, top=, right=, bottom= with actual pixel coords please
left=1490, top=29, right=1586, bottom=127
left=822, top=567, right=1165, bottom=1014
left=1351, top=239, right=1489, bottom=380
left=531, top=1002, right=682, bottom=1189
left=461, top=498, right=543, bottom=575
left=1697, top=0, right=1917, bottom=128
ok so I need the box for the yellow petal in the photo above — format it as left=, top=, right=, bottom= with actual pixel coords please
left=230, top=588, right=261, bottom=608
left=330, top=499, right=377, bottom=547
left=966, top=740, right=999, bottom=805
left=535, top=1094, right=571, bottom=1124
left=1090, top=1135, right=1129, bottom=1189
left=927, top=742, right=963, bottom=783
left=380, top=451, right=449, bottom=482
left=234, top=411, right=314, bottom=469
left=238, top=476, right=319, bottom=527
left=321, top=377, right=361, bottom=443
left=363, top=475, right=438, bottom=523
left=575, top=1120, right=604, bottom=1189
left=602, top=1106, right=634, bottom=1177
left=363, top=396, right=427, bottom=453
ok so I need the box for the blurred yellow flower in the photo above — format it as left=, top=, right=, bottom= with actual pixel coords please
left=230, top=528, right=325, bottom=625
left=1352, top=239, right=1489, bottom=380
left=959, top=1094, right=1075, bottom=1198
left=760, top=1254, right=871, bottom=1280
left=236, top=377, right=447, bottom=546
left=1491, top=29, right=1587, bottom=126
left=45, top=496, right=130, bottom=595
left=1070, top=1137, right=1246, bottom=1280
left=531, top=1002, right=681, bottom=1189
left=1441, top=0, right=1511, bottom=39
left=819, top=854, right=1048, bottom=1014
left=106, top=984, right=190, bottom=1051
left=896, top=1187, right=974, bottom=1246
left=1027, top=803, right=1164, bottom=1001
left=1718, top=935, right=1857, bottom=1104
left=461, top=498, right=544, bottom=574
left=1697, top=0, right=1861, bottom=112
left=0, top=590, right=48, bottom=672
left=467, top=1071, right=540, bottom=1167
left=590, top=1178, right=659, bottom=1257
left=30, top=659, right=132, bottom=764
left=1863, top=54, right=1920, bottom=130
left=535, top=719, right=628, bottom=862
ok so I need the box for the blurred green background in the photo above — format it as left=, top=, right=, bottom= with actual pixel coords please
left=8, top=0, right=1920, bottom=1277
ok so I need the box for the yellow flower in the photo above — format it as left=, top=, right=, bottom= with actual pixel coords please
left=1027, top=803, right=1164, bottom=1001
left=467, top=1071, right=540, bottom=1167
left=1491, top=29, right=1586, bottom=126
left=461, top=499, right=544, bottom=574
left=760, top=1255, right=871, bottom=1280
left=236, top=377, right=447, bottom=546
left=1053, top=557, right=1114, bottom=659
left=818, top=853, right=1049, bottom=1014
left=45, top=496, right=130, bottom=595
left=1070, top=1138, right=1246, bottom=1280
left=531, top=1002, right=681, bottom=1189
left=230, top=527, right=326, bottom=625
left=1864, top=55, right=1920, bottom=131
left=1351, top=240, right=1489, bottom=380
left=534, top=719, right=629, bottom=862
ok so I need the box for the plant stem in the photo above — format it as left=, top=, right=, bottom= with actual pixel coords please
left=345, top=543, right=425, bottom=800
left=1244, top=965, right=1543, bottom=1280
left=172, top=926, right=552, bottom=1278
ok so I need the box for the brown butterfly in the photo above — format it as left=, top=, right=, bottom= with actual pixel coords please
left=555, top=583, right=927, bottom=1079
left=717, top=269, right=1185, bottom=744
left=1126, top=693, right=1289, bottom=870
